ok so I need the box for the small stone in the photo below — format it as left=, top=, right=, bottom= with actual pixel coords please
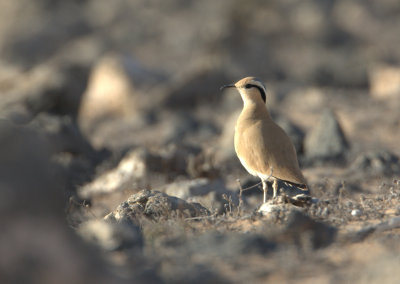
left=351, top=209, right=362, bottom=217
left=258, top=202, right=282, bottom=215
left=78, top=149, right=148, bottom=198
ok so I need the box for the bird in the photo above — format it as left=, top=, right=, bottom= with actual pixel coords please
left=221, top=77, right=308, bottom=203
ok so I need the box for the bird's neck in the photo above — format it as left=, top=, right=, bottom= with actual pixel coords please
left=241, top=101, right=271, bottom=120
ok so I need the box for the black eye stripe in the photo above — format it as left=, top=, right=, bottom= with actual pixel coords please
left=244, top=84, right=266, bottom=103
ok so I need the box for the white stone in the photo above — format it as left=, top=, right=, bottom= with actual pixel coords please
left=258, top=202, right=281, bottom=215
left=351, top=209, right=362, bottom=217
left=79, top=149, right=147, bottom=198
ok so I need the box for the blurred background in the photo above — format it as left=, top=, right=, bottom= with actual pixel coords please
left=1, top=0, right=400, bottom=283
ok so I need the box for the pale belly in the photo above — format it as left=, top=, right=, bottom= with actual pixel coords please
left=237, top=155, right=275, bottom=182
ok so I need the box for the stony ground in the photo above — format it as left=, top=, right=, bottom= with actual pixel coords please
left=1, top=1, right=400, bottom=284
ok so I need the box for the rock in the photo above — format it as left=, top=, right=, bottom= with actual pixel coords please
left=104, top=189, right=209, bottom=223
left=369, top=64, right=400, bottom=99
left=257, top=197, right=299, bottom=221
left=163, top=178, right=235, bottom=213
left=79, top=149, right=148, bottom=198
left=351, top=209, right=362, bottom=217
left=258, top=202, right=282, bottom=215
left=347, top=150, right=400, bottom=177
left=258, top=193, right=312, bottom=216
left=79, top=145, right=200, bottom=198
left=304, top=109, right=349, bottom=163
left=274, top=116, right=305, bottom=155
left=78, top=54, right=133, bottom=124
left=77, top=219, right=142, bottom=251
left=283, top=210, right=337, bottom=249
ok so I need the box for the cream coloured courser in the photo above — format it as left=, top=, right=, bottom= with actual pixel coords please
left=221, top=77, right=308, bottom=203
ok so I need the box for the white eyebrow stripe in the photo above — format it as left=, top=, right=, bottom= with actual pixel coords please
left=249, top=81, right=266, bottom=92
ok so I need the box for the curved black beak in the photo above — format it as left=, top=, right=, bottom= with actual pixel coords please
left=220, top=83, right=235, bottom=91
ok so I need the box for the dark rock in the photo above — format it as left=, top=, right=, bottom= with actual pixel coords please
left=104, top=189, right=209, bottom=223
left=274, top=115, right=305, bottom=155
left=347, top=150, right=400, bottom=177
left=304, top=109, right=349, bottom=164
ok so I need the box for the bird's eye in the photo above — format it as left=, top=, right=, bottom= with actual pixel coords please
left=245, top=84, right=252, bottom=89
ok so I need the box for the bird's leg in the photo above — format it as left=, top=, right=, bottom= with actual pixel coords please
left=272, top=179, right=278, bottom=198
left=262, top=180, right=268, bottom=203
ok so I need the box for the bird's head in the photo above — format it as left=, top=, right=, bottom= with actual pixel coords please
left=221, top=77, right=267, bottom=105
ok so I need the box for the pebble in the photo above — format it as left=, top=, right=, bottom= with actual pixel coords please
left=258, top=203, right=281, bottom=215
left=351, top=209, right=362, bottom=217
